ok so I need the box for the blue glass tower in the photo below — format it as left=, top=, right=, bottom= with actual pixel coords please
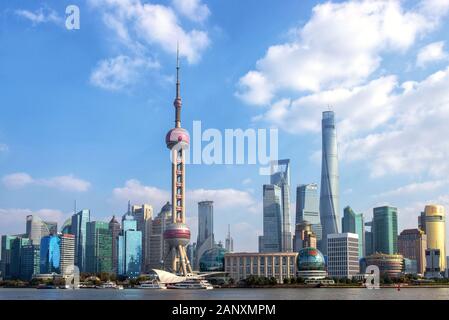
left=71, top=209, right=90, bottom=272
left=296, top=183, right=322, bottom=245
left=40, top=235, right=61, bottom=274
left=118, top=215, right=142, bottom=278
left=319, top=111, right=340, bottom=255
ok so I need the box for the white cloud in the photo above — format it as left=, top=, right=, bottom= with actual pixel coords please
left=0, top=143, right=9, bottom=153
left=2, top=173, right=91, bottom=192
left=376, top=179, right=449, bottom=198
left=416, top=41, right=448, bottom=67
left=88, top=0, right=210, bottom=64
left=171, top=0, right=210, bottom=23
left=90, top=55, right=160, bottom=91
left=236, top=0, right=434, bottom=105
left=15, top=7, right=62, bottom=25
left=112, top=179, right=170, bottom=209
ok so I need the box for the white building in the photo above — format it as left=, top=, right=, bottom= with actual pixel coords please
left=327, top=233, right=359, bottom=279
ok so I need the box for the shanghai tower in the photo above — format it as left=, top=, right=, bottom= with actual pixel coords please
left=319, top=111, right=340, bottom=255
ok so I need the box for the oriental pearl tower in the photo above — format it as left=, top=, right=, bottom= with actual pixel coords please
left=163, top=47, right=193, bottom=276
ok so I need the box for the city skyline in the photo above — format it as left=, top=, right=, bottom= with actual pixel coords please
left=2, top=0, right=449, bottom=253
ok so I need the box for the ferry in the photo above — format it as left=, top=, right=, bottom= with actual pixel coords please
left=137, top=280, right=167, bottom=290
left=96, top=281, right=124, bottom=290
left=166, top=279, right=214, bottom=290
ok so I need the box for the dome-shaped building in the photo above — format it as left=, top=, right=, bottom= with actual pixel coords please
left=199, top=247, right=227, bottom=272
left=296, top=247, right=327, bottom=280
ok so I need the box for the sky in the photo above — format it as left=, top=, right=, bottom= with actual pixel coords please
left=1, top=0, right=449, bottom=252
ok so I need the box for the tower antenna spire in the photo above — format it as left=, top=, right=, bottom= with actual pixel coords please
left=174, top=42, right=182, bottom=128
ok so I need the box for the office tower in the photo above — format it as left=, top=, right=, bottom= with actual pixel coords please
left=319, top=111, right=340, bottom=255
left=26, top=215, right=50, bottom=245
left=61, top=218, right=72, bottom=235
left=44, top=222, right=58, bottom=235
left=40, top=235, right=61, bottom=274
left=86, top=221, right=113, bottom=274
left=271, top=159, right=292, bottom=252
left=364, top=221, right=374, bottom=256
left=296, top=183, right=322, bottom=246
left=342, top=206, right=365, bottom=259
left=71, top=209, right=90, bottom=272
left=293, top=221, right=317, bottom=251
left=0, top=235, right=18, bottom=279
left=196, top=201, right=215, bottom=269
left=148, top=202, right=172, bottom=270
left=327, top=233, right=359, bottom=278
left=20, top=244, right=40, bottom=280
left=108, top=216, right=121, bottom=274
left=398, top=229, right=426, bottom=275
left=373, top=206, right=398, bottom=254
left=59, top=233, right=75, bottom=275
left=163, top=48, right=193, bottom=276
left=425, top=249, right=442, bottom=278
left=118, top=214, right=142, bottom=277
left=259, top=184, right=282, bottom=252
left=10, top=237, right=31, bottom=279
left=225, top=224, right=234, bottom=252
left=131, top=203, right=153, bottom=272
left=420, top=205, right=446, bottom=272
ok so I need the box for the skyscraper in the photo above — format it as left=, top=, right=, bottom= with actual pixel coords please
left=118, top=214, right=142, bottom=277
left=10, top=236, right=31, bottom=279
left=225, top=224, right=234, bottom=252
left=319, top=111, right=340, bottom=255
left=398, top=229, right=426, bottom=275
left=40, top=235, right=61, bottom=274
left=26, top=215, right=50, bottom=245
left=342, top=206, right=365, bottom=259
left=148, top=202, right=172, bottom=270
left=296, top=183, right=322, bottom=246
left=20, top=244, right=40, bottom=280
left=163, top=48, right=193, bottom=276
left=373, top=206, right=398, bottom=255
left=271, top=159, right=292, bottom=252
left=86, top=221, right=113, bottom=274
left=59, top=233, right=75, bottom=276
left=293, top=221, right=317, bottom=251
left=71, top=209, right=90, bottom=272
left=131, top=203, right=153, bottom=272
left=109, top=216, right=121, bottom=274
left=327, top=233, right=359, bottom=279
left=364, top=221, right=374, bottom=256
left=259, top=184, right=282, bottom=252
left=421, top=205, right=446, bottom=272
left=196, top=201, right=215, bottom=269
left=0, top=235, right=18, bottom=279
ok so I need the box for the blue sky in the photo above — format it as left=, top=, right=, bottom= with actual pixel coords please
left=1, top=0, right=449, bottom=251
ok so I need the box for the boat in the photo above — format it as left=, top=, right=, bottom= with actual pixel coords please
left=137, top=280, right=167, bottom=290
left=95, top=281, right=124, bottom=290
left=166, top=279, right=214, bottom=290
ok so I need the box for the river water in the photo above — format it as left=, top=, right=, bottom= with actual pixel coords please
left=1, top=287, right=449, bottom=300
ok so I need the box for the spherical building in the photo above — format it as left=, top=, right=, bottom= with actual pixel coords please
left=296, top=247, right=327, bottom=279
left=199, top=247, right=227, bottom=272
left=163, top=223, right=191, bottom=247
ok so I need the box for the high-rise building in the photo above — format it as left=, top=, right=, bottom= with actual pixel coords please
left=61, top=218, right=72, bottom=235
left=0, top=235, right=18, bottom=279
left=420, top=205, right=446, bottom=273
left=59, top=233, right=75, bottom=275
left=108, top=216, right=121, bottom=274
left=131, top=203, right=153, bottom=272
left=10, top=236, right=31, bottom=279
left=327, top=233, right=359, bottom=279
left=364, top=221, right=374, bottom=256
left=40, top=235, right=60, bottom=274
left=398, top=229, right=426, bottom=275
left=373, top=206, right=398, bottom=254
left=260, top=184, right=282, bottom=253
left=196, top=201, right=215, bottom=269
left=148, top=202, right=172, bottom=270
left=71, top=209, right=90, bottom=272
left=20, top=244, right=40, bottom=280
left=296, top=183, right=322, bottom=246
left=425, top=249, right=442, bottom=278
left=293, top=221, right=317, bottom=251
left=225, top=224, right=234, bottom=252
left=163, top=48, right=193, bottom=276
left=86, top=221, right=112, bottom=274
left=319, top=111, right=340, bottom=255
left=342, top=206, right=365, bottom=259
left=271, top=159, right=292, bottom=252
left=26, top=215, right=50, bottom=245
left=118, top=215, right=142, bottom=277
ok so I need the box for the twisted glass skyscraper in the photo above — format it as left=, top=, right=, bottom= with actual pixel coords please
left=319, top=111, right=340, bottom=255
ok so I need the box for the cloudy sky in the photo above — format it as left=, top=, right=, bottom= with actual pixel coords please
left=1, top=0, right=449, bottom=251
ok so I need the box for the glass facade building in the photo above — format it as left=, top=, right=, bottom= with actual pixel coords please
left=319, top=111, right=340, bottom=255
left=259, top=184, right=282, bottom=253
left=342, top=206, right=365, bottom=259
left=199, top=247, right=227, bottom=272
left=10, top=237, right=31, bottom=279
left=196, top=201, right=215, bottom=269
left=118, top=215, right=142, bottom=278
left=40, top=235, right=61, bottom=274
left=71, top=209, right=90, bottom=272
left=86, top=221, right=113, bottom=274
left=0, top=235, right=18, bottom=279
left=21, top=244, right=40, bottom=280
left=373, top=206, right=398, bottom=254
left=296, top=183, right=322, bottom=244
